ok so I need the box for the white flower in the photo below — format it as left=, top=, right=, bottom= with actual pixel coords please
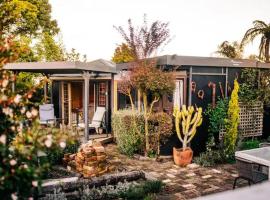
left=23, top=164, right=28, bottom=169
left=10, top=126, right=15, bottom=131
left=59, top=141, right=66, bottom=149
left=44, top=138, right=52, bottom=148
left=13, top=94, right=22, bottom=104
left=9, top=159, right=17, bottom=166
left=0, top=134, right=6, bottom=145
left=2, top=107, right=13, bottom=117
left=26, top=111, right=32, bottom=119
left=31, top=108, right=38, bottom=117
left=32, top=181, right=38, bottom=187
left=20, top=107, right=26, bottom=114
left=11, top=193, right=17, bottom=200
left=2, top=79, right=9, bottom=88
left=67, top=166, right=71, bottom=171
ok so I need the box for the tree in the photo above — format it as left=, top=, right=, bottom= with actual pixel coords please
left=115, top=15, right=174, bottom=155
left=114, top=14, right=171, bottom=60
left=65, top=48, right=87, bottom=62
left=112, top=43, right=135, bottom=63
left=130, top=61, right=175, bottom=154
left=216, top=41, right=243, bottom=59
left=0, top=0, right=59, bottom=36
left=34, top=32, right=65, bottom=61
left=241, top=20, right=270, bottom=62
left=0, top=36, right=76, bottom=199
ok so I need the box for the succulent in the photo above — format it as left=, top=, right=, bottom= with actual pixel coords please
left=173, top=105, right=203, bottom=150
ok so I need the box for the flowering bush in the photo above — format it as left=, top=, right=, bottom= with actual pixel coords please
left=0, top=36, right=77, bottom=199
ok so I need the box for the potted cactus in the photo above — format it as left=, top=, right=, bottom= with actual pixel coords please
left=173, top=105, right=203, bottom=166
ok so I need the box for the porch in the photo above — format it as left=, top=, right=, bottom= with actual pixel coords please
left=4, top=59, right=117, bottom=141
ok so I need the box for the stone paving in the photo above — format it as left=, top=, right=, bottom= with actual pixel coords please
left=105, top=144, right=246, bottom=200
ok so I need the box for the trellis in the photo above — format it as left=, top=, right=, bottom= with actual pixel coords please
left=219, top=102, right=263, bottom=139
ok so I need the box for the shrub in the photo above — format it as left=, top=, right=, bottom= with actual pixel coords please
left=112, top=110, right=144, bottom=156
left=238, top=139, right=260, bottom=150
left=205, top=98, right=229, bottom=141
left=46, top=138, right=80, bottom=166
left=148, top=112, right=173, bottom=156
left=224, top=79, right=240, bottom=156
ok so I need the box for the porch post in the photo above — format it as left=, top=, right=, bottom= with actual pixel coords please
left=44, top=82, right=48, bottom=103
left=83, top=71, right=90, bottom=141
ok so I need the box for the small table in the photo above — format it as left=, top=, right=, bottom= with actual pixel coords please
left=235, top=147, right=270, bottom=180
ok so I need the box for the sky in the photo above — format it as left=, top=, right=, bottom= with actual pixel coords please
left=49, top=0, right=270, bottom=61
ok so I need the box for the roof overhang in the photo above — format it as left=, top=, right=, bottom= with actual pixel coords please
left=116, top=55, right=270, bottom=70
left=4, top=59, right=117, bottom=74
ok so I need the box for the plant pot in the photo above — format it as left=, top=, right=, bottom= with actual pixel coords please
left=173, top=147, right=193, bottom=167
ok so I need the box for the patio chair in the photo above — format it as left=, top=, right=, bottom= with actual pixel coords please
left=39, top=104, right=62, bottom=126
left=78, top=106, right=106, bottom=133
left=233, top=157, right=268, bottom=189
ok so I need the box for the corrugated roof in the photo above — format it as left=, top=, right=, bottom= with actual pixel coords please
left=4, top=59, right=117, bottom=74
left=116, top=55, right=270, bottom=70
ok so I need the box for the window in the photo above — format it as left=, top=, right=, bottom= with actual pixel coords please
left=98, top=82, right=106, bottom=106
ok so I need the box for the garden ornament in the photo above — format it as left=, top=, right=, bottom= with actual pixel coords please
left=197, top=90, right=205, bottom=100
left=219, top=82, right=225, bottom=99
left=191, top=81, right=196, bottom=93
left=208, top=81, right=216, bottom=108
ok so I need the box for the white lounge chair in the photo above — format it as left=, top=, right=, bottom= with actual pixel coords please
left=39, top=104, right=59, bottom=126
left=78, top=106, right=106, bottom=133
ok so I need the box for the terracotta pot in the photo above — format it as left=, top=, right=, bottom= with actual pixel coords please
left=173, top=147, right=193, bottom=167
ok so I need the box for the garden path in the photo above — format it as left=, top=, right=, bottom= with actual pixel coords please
left=105, top=144, right=246, bottom=200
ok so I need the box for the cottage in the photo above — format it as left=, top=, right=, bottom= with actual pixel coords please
left=5, top=55, right=270, bottom=148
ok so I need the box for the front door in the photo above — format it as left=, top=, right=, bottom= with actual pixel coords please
left=61, top=82, right=72, bottom=125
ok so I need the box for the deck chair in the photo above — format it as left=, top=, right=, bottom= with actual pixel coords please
left=39, top=104, right=61, bottom=126
left=78, top=106, right=106, bottom=133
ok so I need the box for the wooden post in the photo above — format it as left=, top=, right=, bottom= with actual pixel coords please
left=113, top=80, right=118, bottom=113
left=44, top=81, right=48, bottom=103
left=83, top=72, right=90, bottom=142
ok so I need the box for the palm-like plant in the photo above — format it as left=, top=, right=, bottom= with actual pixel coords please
left=216, top=41, right=243, bottom=59
left=241, top=20, right=270, bottom=62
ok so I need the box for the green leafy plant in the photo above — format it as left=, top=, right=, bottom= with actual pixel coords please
left=205, top=98, right=229, bottom=141
left=224, top=79, right=240, bottom=156
left=238, top=139, right=260, bottom=150
left=112, top=110, right=144, bottom=156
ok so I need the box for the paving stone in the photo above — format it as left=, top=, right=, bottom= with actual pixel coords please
left=187, top=163, right=200, bottom=169
left=167, top=173, right=176, bottom=178
left=231, top=173, right=238, bottom=177
left=163, top=179, right=172, bottom=183
left=182, top=183, right=196, bottom=189
left=174, top=192, right=187, bottom=199
left=202, top=175, right=212, bottom=179
left=186, top=172, right=196, bottom=177
left=167, top=168, right=179, bottom=174
left=212, top=169, right=222, bottom=173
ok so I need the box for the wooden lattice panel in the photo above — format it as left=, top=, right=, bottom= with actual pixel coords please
left=219, top=102, right=263, bottom=139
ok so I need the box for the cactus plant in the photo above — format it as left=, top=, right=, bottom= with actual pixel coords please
left=173, top=105, right=203, bottom=151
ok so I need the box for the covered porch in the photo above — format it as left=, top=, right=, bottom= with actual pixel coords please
left=4, top=59, right=117, bottom=141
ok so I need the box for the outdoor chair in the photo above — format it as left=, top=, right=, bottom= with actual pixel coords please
left=39, top=104, right=62, bottom=126
left=233, top=157, right=268, bottom=189
left=78, top=106, right=106, bottom=133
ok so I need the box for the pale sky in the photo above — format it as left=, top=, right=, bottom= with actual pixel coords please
left=49, top=0, right=270, bottom=61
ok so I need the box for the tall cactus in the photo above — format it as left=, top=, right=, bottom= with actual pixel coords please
left=173, top=105, right=203, bottom=150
